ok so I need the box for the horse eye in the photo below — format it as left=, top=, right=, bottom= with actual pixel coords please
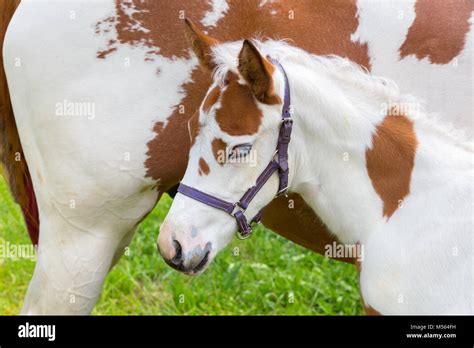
left=228, top=144, right=252, bottom=160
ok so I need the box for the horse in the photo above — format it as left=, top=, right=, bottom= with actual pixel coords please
left=157, top=20, right=473, bottom=314
left=1, top=0, right=472, bottom=314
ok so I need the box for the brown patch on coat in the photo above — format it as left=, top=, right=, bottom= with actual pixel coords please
left=399, top=0, right=474, bottom=64
left=144, top=68, right=212, bottom=190
left=215, top=73, right=263, bottom=136
left=97, top=46, right=117, bottom=59
left=97, top=1, right=370, bottom=68
left=1, top=0, right=40, bottom=246
left=262, top=194, right=354, bottom=264
left=95, top=1, right=213, bottom=60
left=202, top=85, right=221, bottom=113
left=198, top=157, right=210, bottom=176
left=204, top=0, right=370, bottom=69
left=211, top=138, right=228, bottom=166
left=366, top=112, right=417, bottom=219
left=238, top=40, right=281, bottom=105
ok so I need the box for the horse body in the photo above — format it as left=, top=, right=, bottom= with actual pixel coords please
left=4, top=1, right=164, bottom=313
left=1, top=0, right=472, bottom=313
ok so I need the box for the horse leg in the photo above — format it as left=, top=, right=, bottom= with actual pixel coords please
left=109, top=227, right=137, bottom=270
left=21, top=190, right=158, bottom=315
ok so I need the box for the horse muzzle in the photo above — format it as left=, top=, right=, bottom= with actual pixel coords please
left=157, top=222, right=212, bottom=275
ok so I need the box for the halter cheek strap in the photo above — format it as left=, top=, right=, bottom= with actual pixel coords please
left=177, top=57, right=292, bottom=239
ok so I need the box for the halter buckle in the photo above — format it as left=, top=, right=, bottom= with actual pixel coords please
left=236, top=229, right=252, bottom=240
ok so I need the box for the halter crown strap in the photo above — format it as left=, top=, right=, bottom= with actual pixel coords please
left=177, top=57, right=292, bottom=239
left=268, top=56, right=292, bottom=195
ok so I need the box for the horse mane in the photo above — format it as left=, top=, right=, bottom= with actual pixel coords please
left=210, top=38, right=473, bottom=153
left=212, top=38, right=399, bottom=99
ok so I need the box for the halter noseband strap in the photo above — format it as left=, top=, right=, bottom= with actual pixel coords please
left=177, top=57, right=292, bottom=239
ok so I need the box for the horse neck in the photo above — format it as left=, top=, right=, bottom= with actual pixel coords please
left=286, top=63, right=393, bottom=244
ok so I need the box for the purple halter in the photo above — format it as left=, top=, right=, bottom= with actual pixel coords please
left=177, top=57, right=292, bottom=239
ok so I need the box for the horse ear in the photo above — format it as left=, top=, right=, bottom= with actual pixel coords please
left=184, top=18, right=219, bottom=71
left=238, top=40, right=278, bottom=104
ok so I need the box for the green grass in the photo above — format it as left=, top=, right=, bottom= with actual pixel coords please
left=0, top=176, right=363, bottom=315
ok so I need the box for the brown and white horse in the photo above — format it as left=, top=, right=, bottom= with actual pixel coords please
left=1, top=0, right=472, bottom=314
left=159, top=22, right=473, bottom=314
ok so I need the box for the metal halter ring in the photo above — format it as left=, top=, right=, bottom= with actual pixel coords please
left=236, top=229, right=252, bottom=240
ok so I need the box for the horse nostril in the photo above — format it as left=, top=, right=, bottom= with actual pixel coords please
left=171, top=239, right=182, bottom=265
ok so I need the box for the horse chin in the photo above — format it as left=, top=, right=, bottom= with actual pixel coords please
left=183, top=249, right=215, bottom=276
left=183, top=267, right=208, bottom=277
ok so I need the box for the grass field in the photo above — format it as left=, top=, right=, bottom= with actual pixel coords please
left=0, top=176, right=363, bottom=315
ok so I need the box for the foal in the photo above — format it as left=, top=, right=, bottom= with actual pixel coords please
left=158, top=24, right=473, bottom=314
